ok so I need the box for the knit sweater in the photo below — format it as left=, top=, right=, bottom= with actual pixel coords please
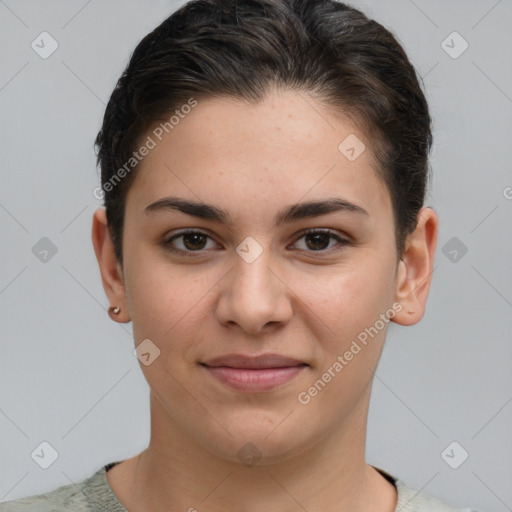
left=0, top=462, right=478, bottom=511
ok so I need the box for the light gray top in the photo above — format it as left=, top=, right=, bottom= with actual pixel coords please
left=0, top=462, right=478, bottom=511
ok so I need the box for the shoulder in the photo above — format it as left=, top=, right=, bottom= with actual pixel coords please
left=395, top=479, right=469, bottom=511
left=0, top=463, right=126, bottom=512
left=372, top=465, right=480, bottom=512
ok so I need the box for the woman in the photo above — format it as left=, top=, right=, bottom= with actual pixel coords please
left=0, top=0, right=478, bottom=510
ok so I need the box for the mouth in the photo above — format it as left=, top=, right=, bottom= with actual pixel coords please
left=200, top=354, right=308, bottom=392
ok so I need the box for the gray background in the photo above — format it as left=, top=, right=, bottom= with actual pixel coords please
left=0, top=1, right=511, bottom=510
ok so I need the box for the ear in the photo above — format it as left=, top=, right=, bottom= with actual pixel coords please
left=392, top=207, right=439, bottom=326
left=91, top=208, right=131, bottom=323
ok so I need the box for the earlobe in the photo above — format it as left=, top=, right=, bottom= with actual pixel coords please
left=391, top=207, right=439, bottom=327
left=91, top=208, right=131, bottom=323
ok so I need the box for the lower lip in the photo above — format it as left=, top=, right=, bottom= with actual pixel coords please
left=203, top=365, right=306, bottom=392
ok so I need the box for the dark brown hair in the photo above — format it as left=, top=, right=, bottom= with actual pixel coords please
left=95, top=0, right=432, bottom=267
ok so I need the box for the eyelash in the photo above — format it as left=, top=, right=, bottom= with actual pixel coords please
left=162, top=228, right=350, bottom=257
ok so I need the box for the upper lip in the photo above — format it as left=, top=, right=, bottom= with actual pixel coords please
left=201, top=353, right=307, bottom=369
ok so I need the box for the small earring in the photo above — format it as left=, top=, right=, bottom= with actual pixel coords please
left=109, top=306, right=120, bottom=315
left=407, top=310, right=414, bottom=315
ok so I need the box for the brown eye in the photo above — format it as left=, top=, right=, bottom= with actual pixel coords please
left=292, top=229, right=349, bottom=253
left=181, top=232, right=208, bottom=250
left=304, top=232, right=332, bottom=250
left=163, top=230, right=218, bottom=255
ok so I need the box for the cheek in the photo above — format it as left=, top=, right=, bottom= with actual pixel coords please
left=301, top=260, right=392, bottom=332
left=124, top=246, right=217, bottom=360
left=294, top=267, right=394, bottom=413
left=124, top=246, right=186, bottom=335
left=293, top=257, right=397, bottom=388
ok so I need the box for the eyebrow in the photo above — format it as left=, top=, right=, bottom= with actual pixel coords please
left=144, top=196, right=369, bottom=227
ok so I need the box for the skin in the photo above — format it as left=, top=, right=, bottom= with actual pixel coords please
left=92, top=88, right=438, bottom=512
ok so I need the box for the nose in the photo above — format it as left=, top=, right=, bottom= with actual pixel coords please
left=215, top=247, right=293, bottom=335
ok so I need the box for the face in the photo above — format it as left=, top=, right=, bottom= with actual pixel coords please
left=114, top=89, right=405, bottom=463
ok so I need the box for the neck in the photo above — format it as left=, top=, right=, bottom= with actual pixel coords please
left=108, top=391, right=397, bottom=512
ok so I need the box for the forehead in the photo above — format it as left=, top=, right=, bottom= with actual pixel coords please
left=125, top=90, right=392, bottom=224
